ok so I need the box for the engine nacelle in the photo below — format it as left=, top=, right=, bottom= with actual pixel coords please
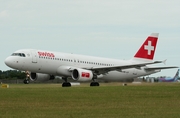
left=56, top=66, right=72, bottom=77
left=72, top=68, right=93, bottom=82
left=30, top=73, right=55, bottom=82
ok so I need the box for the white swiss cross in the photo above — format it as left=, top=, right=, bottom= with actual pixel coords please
left=144, top=41, right=154, bottom=55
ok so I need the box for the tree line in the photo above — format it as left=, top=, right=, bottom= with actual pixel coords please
left=0, top=70, right=26, bottom=80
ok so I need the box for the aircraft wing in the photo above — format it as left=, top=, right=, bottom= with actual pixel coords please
left=144, top=66, right=178, bottom=71
left=86, top=61, right=164, bottom=73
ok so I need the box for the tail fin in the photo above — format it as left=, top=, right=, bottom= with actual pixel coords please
left=133, top=33, right=159, bottom=61
left=173, top=69, right=179, bottom=80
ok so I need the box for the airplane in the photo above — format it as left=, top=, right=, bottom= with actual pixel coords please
left=4, top=33, right=178, bottom=87
left=158, top=69, right=180, bottom=82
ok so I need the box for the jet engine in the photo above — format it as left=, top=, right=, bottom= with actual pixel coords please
left=30, top=73, right=55, bottom=82
left=71, top=68, right=93, bottom=81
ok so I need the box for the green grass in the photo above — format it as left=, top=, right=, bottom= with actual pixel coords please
left=0, top=83, right=180, bottom=118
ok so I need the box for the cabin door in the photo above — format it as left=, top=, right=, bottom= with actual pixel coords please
left=31, top=50, right=37, bottom=63
left=74, top=59, right=79, bottom=65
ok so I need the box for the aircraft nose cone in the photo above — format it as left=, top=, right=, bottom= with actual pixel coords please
left=4, top=57, right=12, bottom=67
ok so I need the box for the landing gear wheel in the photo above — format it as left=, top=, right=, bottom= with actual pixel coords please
left=62, top=82, right=71, bottom=87
left=90, top=82, right=99, bottom=87
left=62, top=77, right=71, bottom=87
left=23, top=79, right=30, bottom=84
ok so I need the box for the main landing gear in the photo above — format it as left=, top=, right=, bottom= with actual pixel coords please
left=61, top=75, right=100, bottom=87
left=90, top=82, right=99, bottom=86
left=62, top=77, right=71, bottom=87
left=90, top=75, right=99, bottom=87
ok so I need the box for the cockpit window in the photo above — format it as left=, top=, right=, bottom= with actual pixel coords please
left=11, top=53, right=26, bottom=57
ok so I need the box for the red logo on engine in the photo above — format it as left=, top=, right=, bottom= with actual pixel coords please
left=38, top=52, right=55, bottom=58
left=81, top=72, right=90, bottom=78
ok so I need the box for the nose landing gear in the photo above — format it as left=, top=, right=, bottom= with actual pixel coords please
left=24, top=71, right=30, bottom=84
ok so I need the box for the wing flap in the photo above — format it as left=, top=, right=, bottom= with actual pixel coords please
left=86, top=61, right=163, bottom=72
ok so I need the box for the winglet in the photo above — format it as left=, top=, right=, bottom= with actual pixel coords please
left=163, top=59, right=167, bottom=65
left=134, top=33, right=159, bottom=61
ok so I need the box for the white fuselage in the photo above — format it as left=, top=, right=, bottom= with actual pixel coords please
left=5, top=49, right=159, bottom=82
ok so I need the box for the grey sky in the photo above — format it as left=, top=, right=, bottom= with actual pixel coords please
left=1, top=0, right=180, bottom=77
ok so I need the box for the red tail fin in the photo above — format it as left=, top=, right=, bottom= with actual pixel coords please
left=134, top=33, right=158, bottom=60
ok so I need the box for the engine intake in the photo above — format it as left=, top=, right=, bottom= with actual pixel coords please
left=72, top=68, right=93, bottom=81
